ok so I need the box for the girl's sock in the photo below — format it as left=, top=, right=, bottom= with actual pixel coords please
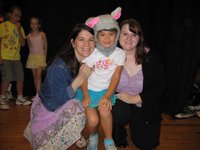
left=90, top=132, right=98, bottom=138
left=104, top=138, right=114, bottom=145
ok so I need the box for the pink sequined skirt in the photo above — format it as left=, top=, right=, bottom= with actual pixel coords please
left=24, top=94, right=86, bottom=150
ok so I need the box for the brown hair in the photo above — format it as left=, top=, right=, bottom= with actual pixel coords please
left=120, top=19, right=146, bottom=64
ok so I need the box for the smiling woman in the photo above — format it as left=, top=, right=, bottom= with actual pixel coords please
left=23, top=23, right=95, bottom=150
left=112, top=18, right=167, bottom=150
left=0, top=1, right=199, bottom=150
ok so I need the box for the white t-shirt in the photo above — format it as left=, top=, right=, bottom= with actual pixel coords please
left=82, top=47, right=126, bottom=91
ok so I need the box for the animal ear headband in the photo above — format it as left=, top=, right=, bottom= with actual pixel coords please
left=85, top=7, right=122, bottom=28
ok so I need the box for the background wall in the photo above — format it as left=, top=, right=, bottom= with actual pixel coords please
left=1, top=0, right=200, bottom=114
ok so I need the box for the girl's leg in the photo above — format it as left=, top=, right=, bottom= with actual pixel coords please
left=32, top=69, right=37, bottom=92
left=99, top=109, right=117, bottom=150
left=32, top=67, right=43, bottom=93
left=99, top=109, right=112, bottom=139
left=86, top=107, right=99, bottom=134
left=35, top=67, right=43, bottom=92
left=85, top=108, right=99, bottom=150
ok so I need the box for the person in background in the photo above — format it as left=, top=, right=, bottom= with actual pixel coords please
left=0, top=5, right=31, bottom=110
left=76, top=7, right=125, bottom=150
left=112, top=19, right=166, bottom=150
left=23, top=23, right=95, bottom=150
left=174, top=68, right=200, bottom=119
left=26, top=16, right=48, bottom=96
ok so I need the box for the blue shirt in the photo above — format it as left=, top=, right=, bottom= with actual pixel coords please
left=39, top=57, right=75, bottom=111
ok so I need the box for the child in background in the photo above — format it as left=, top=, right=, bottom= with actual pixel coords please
left=0, top=5, right=31, bottom=110
left=26, top=16, right=47, bottom=95
left=76, top=7, right=125, bottom=150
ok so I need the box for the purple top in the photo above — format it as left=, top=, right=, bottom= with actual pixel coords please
left=116, top=68, right=143, bottom=106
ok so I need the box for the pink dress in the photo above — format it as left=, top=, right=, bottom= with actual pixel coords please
left=26, top=32, right=46, bottom=69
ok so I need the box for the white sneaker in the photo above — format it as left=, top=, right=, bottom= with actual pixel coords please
left=175, top=113, right=196, bottom=119
left=0, top=95, right=9, bottom=102
left=0, top=101, right=10, bottom=110
left=175, top=106, right=196, bottom=119
left=188, top=105, right=200, bottom=111
left=104, top=142, right=117, bottom=150
left=16, top=97, right=32, bottom=106
left=87, top=133, right=98, bottom=150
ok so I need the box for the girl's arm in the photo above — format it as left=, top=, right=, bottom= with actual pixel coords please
left=27, top=34, right=31, bottom=49
left=99, top=65, right=123, bottom=111
left=42, top=32, right=48, bottom=56
left=80, top=79, right=91, bottom=107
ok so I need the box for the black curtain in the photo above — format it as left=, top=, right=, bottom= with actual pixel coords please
left=1, top=0, right=200, bottom=114
left=161, top=1, right=200, bottom=114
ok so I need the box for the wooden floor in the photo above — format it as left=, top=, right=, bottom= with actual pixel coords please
left=0, top=99, right=200, bottom=150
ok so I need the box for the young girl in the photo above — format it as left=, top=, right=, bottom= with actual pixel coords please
left=76, top=7, right=125, bottom=150
left=26, top=16, right=47, bottom=94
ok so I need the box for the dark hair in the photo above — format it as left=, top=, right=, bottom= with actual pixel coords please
left=48, top=23, right=94, bottom=77
left=29, top=16, right=43, bottom=31
left=120, top=19, right=146, bottom=64
left=8, top=5, right=22, bottom=13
